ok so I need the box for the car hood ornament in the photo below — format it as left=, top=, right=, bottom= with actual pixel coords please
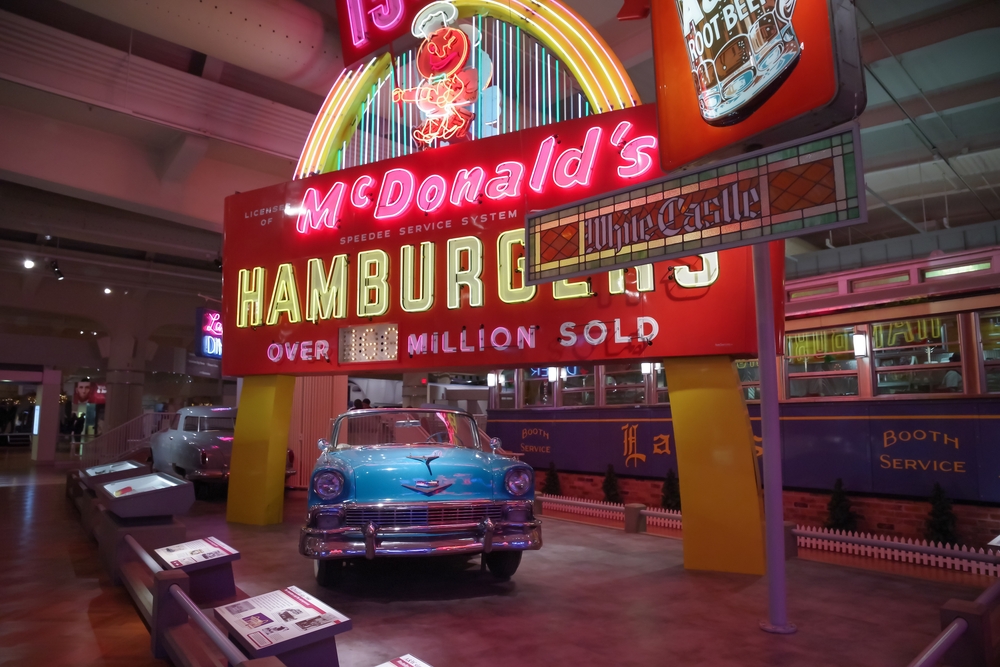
left=406, top=454, right=439, bottom=475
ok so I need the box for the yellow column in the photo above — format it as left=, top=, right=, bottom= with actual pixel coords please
left=227, top=374, right=296, bottom=525
left=662, top=356, right=766, bottom=575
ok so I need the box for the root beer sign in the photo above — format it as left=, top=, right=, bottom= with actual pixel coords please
left=222, top=105, right=780, bottom=376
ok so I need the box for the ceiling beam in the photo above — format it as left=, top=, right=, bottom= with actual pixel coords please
left=861, top=0, right=1000, bottom=63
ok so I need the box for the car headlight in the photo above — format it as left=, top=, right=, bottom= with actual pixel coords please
left=504, top=468, right=532, bottom=496
left=313, top=471, right=345, bottom=500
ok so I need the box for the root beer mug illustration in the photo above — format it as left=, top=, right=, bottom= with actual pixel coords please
left=676, top=0, right=800, bottom=126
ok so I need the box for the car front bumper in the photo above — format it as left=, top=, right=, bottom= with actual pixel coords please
left=300, top=502, right=542, bottom=560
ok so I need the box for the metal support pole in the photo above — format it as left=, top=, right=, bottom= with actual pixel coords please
left=752, top=242, right=796, bottom=635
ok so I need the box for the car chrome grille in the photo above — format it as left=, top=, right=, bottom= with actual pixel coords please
left=344, top=503, right=504, bottom=528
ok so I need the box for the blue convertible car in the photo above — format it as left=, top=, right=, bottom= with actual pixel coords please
left=299, top=408, right=541, bottom=585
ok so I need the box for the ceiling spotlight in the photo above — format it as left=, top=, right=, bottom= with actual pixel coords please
left=79, top=330, right=84, bottom=335
left=214, top=257, right=223, bottom=270
left=51, top=260, right=64, bottom=281
left=103, top=287, right=112, bottom=294
left=23, top=259, right=35, bottom=269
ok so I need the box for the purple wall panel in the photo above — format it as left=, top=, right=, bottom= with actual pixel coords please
left=487, top=399, right=1000, bottom=503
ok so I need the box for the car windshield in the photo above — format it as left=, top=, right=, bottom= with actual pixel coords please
left=331, top=410, right=480, bottom=450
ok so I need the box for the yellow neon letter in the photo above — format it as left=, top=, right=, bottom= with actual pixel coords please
left=237, top=267, right=266, bottom=328
left=266, top=263, right=302, bottom=325
left=609, top=265, right=655, bottom=294
left=553, top=277, right=593, bottom=300
left=447, top=236, right=484, bottom=309
left=497, top=229, right=536, bottom=304
left=306, top=255, right=347, bottom=322
left=400, top=242, right=435, bottom=312
left=357, top=249, right=390, bottom=317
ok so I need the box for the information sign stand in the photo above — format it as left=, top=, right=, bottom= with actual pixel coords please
left=154, top=537, right=241, bottom=605
left=214, top=586, right=351, bottom=667
left=81, top=460, right=152, bottom=491
left=94, top=473, right=194, bottom=583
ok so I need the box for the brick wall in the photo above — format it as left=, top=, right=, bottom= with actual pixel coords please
left=537, top=470, right=1000, bottom=549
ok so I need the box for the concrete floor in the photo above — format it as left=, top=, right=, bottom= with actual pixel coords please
left=0, top=448, right=986, bottom=666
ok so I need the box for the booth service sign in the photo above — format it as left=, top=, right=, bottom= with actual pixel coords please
left=222, top=105, right=782, bottom=377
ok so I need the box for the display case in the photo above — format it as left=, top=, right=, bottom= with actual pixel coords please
left=81, top=460, right=151, bottom=491
left=96, top=473, right=195, bottom=519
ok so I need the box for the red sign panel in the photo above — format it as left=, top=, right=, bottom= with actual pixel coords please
left=222, top=105, right=780, bottom=376
left=336, top=0, right=425, bottom=66
left=651, top=0, right=865, bottom=171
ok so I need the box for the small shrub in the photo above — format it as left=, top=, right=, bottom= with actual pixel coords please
left=602, top=464, right=623, bottom=504
left=661, top=468, right=681, bottom=511
left=925, top=483, right=959, bottom=546
left=542, top=461, right=562, bottom=495
left=826, top=478, right=858, bottom=532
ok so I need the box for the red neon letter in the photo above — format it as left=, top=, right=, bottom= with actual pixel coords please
left=450, top=166, right=486, bottom=206
left=295, top=183, right=346, bottom=233
left=374, top=169, right=415, bottom=219
left=618, top=135, right=658, bottom=179
left=553, top=127, right=602, bottom=189
left=529, top=136, right=557, bottom=193
left=417, top=174, right=448, bottom=212
left=368, top=0, right=404, bottom=30
left=610, top=120, right=632, bottom=147
left=345, top=0, right=368, bottom=47
left=485, top=161, right=525, bottom=200
left=351, top=174, right=375, bottom=208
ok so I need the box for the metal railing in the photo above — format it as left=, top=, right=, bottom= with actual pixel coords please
left=168, top=584, right=246, bottom=667
left=124, top=535, right=163, bottom=574
left=77, top=412, right=175, bottom=466
left=908, top=578, right=1000, bottom=667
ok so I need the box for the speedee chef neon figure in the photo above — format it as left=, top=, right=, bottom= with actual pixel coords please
left=676, top=0, right=800, bottom=126
left=393, top=2, right=499, bottom=146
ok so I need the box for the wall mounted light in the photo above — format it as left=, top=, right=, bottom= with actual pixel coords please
left=853, top=333, right=868, bottom=357
left=641, top=362, right=653, bottom=375
left=487, top=372, right=497, bottom=387
left=547, top=367, right=559, bottom=383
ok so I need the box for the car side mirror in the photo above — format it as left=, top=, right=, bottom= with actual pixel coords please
left=317, top=438, right=331, bottom=452
left=489, top=437, right=502, bottom=453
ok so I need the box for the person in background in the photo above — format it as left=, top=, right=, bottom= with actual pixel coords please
left=362, top=399, right=372, bottom=409
left=351, top=399, right=363, bottom=410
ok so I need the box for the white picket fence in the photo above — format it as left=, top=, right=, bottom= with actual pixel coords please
left=641, top=507, right=684, bottom=531
left=793, top=525, right=1000, bottom=578
left=536, top=493, right=684, bottom=530
left=536, top=493, right=1000, bottom=577
left=536, top=493, right=625, bottom=521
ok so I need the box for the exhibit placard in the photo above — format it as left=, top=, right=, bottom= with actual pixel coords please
left=215, top=586, right=350, bottom=653
left=155, top=537, right=238, bottom=569
left=375, top=656, right=433, bottom=667
left=525, top=125, right=864, bottom=285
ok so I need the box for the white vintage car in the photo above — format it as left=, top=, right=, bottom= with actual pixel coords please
left=150, top=406, right=294, bottom=487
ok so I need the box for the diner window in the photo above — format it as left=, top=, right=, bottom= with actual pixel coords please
left=980, top=311, right=1000, bottom=393
left=654, top=364, right=669, bottom=403
left=872, top=316, right=962, bottom=395
left=521, top=368, right=553, bottom=407
left=735, top=360, right=761, bottom=401
left=560, top=365, right=596, bottom=406
left=786, top=327, right=860, bottom=398
left=495, top=369, right=516, bottom=408
left=604, top=363, right=646, bottom=405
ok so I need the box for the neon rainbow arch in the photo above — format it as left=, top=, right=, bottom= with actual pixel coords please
left=294, top=0, right=639, bottom=180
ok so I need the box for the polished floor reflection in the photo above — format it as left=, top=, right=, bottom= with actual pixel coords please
left=0, top=448, right=986, bottom=666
